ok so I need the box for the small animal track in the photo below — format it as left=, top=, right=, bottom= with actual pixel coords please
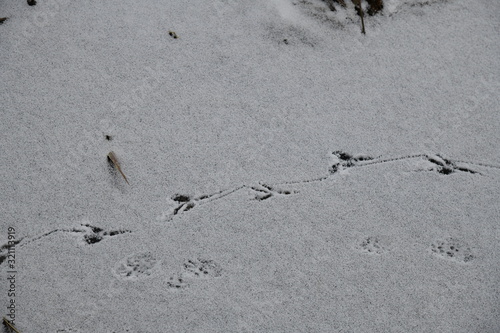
left=162, top=188, right=242, bottom=221
left=430, top=238, right=474, bottom=263
left=0, top=224, right=132, bottom=267
left=424, top=154, right=478, bottom=175
left=329, top=150, right=375, bottom=174
left=159, top=183, right=295, bottom=221
left=0, top=239, right=22, bottom=266
left=250, top=183, right=297, bottom=201
left=114, top=252, right=159, bottom=280
left=80, top=224, right=132, bottom=244
left=159, top=150, right=497, bottom=222
left=166, top=258, right=222, bottom=291
left=166, top=273, right=189, bottom=290
left=182, top=258, right=223, bottom=278
left=357, top=236, right=388, bottom=254
left=171, top=194, right=197, bottom=215
left=332, top=151, right=488, bottom=176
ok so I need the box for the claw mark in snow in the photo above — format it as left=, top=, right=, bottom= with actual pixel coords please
left=250, top=183, right=298, bottom=201
left=329, top=150, right=377, bottom=174
left=159, top=183, right=297, bottom=221
left=425, top=154, right=479, bottom=175
left=0, top=239, right=23, bottom=266
left=0, top=224, right=132, bottom=255
left=167, top=186, right=246, bottom=217
left=159, top=151, right=498, bottom=222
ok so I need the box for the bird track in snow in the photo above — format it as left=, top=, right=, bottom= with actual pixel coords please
left=157, top=150, right=499, bottom=222
left=2, top=151, right=497, bottom=257
left=0, top=224, right=132, bottom=264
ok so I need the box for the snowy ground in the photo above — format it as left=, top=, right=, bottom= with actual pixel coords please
left=1, top=0, right=499, bottom=331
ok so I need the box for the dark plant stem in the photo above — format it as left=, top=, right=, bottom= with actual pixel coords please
left=357, top=5, right=366, bottom=34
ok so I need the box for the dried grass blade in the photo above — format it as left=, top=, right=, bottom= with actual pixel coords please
left=3, top=317, right=21, bottom=333
left=107, top=151, right=129, bottom=184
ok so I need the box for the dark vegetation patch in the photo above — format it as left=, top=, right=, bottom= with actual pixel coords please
left=324, top=0, right=383, bottom=15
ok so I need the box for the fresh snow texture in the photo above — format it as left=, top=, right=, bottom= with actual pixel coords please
left=1, top=0, right=499, bottom=332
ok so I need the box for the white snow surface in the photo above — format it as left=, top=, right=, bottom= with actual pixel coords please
left=1, top=0, right=499, bottom=332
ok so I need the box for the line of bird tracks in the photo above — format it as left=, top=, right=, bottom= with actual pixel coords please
left=1, top=150, right=499, bottom=257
